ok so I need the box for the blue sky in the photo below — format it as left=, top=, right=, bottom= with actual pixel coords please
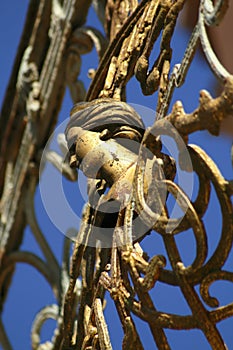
left=1, top=1, right=233, bottom=349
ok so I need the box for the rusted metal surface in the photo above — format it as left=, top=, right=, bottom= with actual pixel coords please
left=0, top=0, right=92, bottom=342
left=0, top=0, right=233, bottom=349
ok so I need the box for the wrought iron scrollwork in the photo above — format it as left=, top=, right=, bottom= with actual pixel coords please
left=1, top=0, right=233, bottom=349
left=60, top=1, right=233, bottom=349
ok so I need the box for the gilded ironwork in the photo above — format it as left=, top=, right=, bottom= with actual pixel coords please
left=0, top=0, right=233, bottom=349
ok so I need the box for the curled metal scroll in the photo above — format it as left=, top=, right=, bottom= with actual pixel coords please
left=60, top=1, right=233, bottom=349
left=2, top=0, right=233, bottom=349
left=198, top=0, right=232, bottom=82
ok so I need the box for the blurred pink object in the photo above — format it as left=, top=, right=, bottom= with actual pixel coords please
left=182, top=0, right=233, bottom=136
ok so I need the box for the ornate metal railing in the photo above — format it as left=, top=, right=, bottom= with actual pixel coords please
left=0, top=0, right=232, bottom=349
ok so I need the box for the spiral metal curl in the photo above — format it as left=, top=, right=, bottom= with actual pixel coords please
left=6, top=0, right=232, bottom=349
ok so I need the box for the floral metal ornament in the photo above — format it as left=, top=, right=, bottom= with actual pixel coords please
left=0, top=0, right=233, bottom=349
